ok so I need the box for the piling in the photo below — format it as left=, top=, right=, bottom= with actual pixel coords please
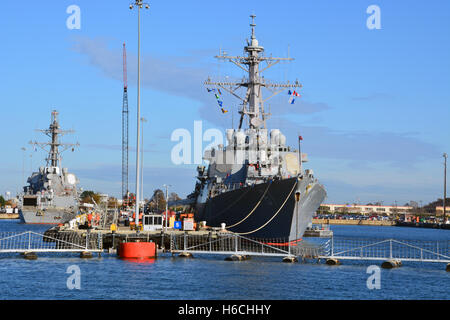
left=446, top=263, right=450, bottom=272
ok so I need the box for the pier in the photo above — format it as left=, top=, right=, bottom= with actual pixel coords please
left=165, top=233, right=450, bottom=268
left=0, top=213, right=19, bottom=220
left=318, top=237, right=450, bottom=268
left=3, top=226, right=449, bottom=270
left=0, top=230, right=103, bottom=258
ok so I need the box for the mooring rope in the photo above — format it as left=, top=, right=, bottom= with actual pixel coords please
left=230, top=179, right=298, bottom=235
left=225, top=181, right=273, bottom=229
left=209, top=184, right=253, bottom=220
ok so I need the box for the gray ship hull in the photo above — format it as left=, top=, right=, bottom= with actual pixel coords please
left=19, top=208, right=76, bottom=224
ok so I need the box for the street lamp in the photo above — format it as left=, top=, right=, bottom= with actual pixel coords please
left=140, top=117, right=147, bottom=203
left=163, top=184, right=171, bottom=232
left=129, top=0, right=150, bottom=230
left=21, top=147, right=26, bottom=188
left=444, top=153, right=448, bottom=223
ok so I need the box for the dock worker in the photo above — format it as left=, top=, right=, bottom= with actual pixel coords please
left=87, top=212, right=93, bottom=227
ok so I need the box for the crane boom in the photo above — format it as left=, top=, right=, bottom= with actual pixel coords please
left=123, top=42, right=128, bottom=90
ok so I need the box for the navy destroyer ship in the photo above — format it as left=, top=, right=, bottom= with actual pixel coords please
left=19, top=110, right=80, bottom=224
left=184, top=16, right=327, bottom=240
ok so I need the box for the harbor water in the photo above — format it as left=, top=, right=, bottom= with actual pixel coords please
left=0, top=220, right=448, bottom=300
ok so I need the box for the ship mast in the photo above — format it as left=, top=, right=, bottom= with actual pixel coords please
left=29, top=110, right=79, bottom=168
left=205, top=15, right=302, bottom=130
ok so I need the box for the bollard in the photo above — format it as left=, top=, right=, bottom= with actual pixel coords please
left=23, top=252, right=38, bottom=260
left=325, top=258, right=340, bottom=265
left=108, top=248, right=117, bottom=254
left=381, top=259, right=401, bottom=269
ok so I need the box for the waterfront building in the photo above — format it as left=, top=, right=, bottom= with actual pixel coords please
left=435, top=206, right=450, bottom=216
left=318, top=204, right=413, bottom=216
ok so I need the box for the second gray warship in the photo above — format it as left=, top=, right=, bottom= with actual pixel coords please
left=19, top=110, right=80, bottom=224
left=184, top=16, right=327, bottom=241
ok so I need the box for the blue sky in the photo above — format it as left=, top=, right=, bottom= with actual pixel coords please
left=0, top=1, right=449, bottom=206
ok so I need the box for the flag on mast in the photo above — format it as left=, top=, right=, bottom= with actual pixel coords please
left=288, top=90, right=301, bottom=104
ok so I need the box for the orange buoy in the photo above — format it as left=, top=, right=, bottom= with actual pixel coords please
left=118, top=242, right=156, bottom=259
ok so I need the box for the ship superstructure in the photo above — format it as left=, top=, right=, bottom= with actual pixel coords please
left=186, top=16, right=326, bottom=240
left=19, top=110, right=80, bottom=224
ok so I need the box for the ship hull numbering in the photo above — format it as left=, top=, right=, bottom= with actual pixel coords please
left=195, top=176, right=326, bottom=240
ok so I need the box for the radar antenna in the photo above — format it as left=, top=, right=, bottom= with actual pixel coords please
left=29, top=110, right=79, bottom=168
left=205, top=15, right=302, bottom=130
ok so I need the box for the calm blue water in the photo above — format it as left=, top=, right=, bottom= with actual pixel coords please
left=0, top=219, right=449, bottom=300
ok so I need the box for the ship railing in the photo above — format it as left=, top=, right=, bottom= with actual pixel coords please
left=320, top=237, right=450, bottom=263
left=0, top=231, right=103, bottom=253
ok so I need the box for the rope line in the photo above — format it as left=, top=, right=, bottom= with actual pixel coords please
left=209, top=185, right=253, bottom=220
left=231, top=179, right=298, bottom=235
left=225, top=181, right=272, bottom=229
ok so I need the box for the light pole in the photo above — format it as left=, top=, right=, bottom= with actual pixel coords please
left=21, top=147, right=26, bottom=187
left=140, top=117, right=147, bottom=203
left=129, top=0, right=149, bottom=229
left=298, top=134, right=303, bottom=175
left=163, top=184, right=171, bottom=232
left=444, top=153, right=448, bottom=223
